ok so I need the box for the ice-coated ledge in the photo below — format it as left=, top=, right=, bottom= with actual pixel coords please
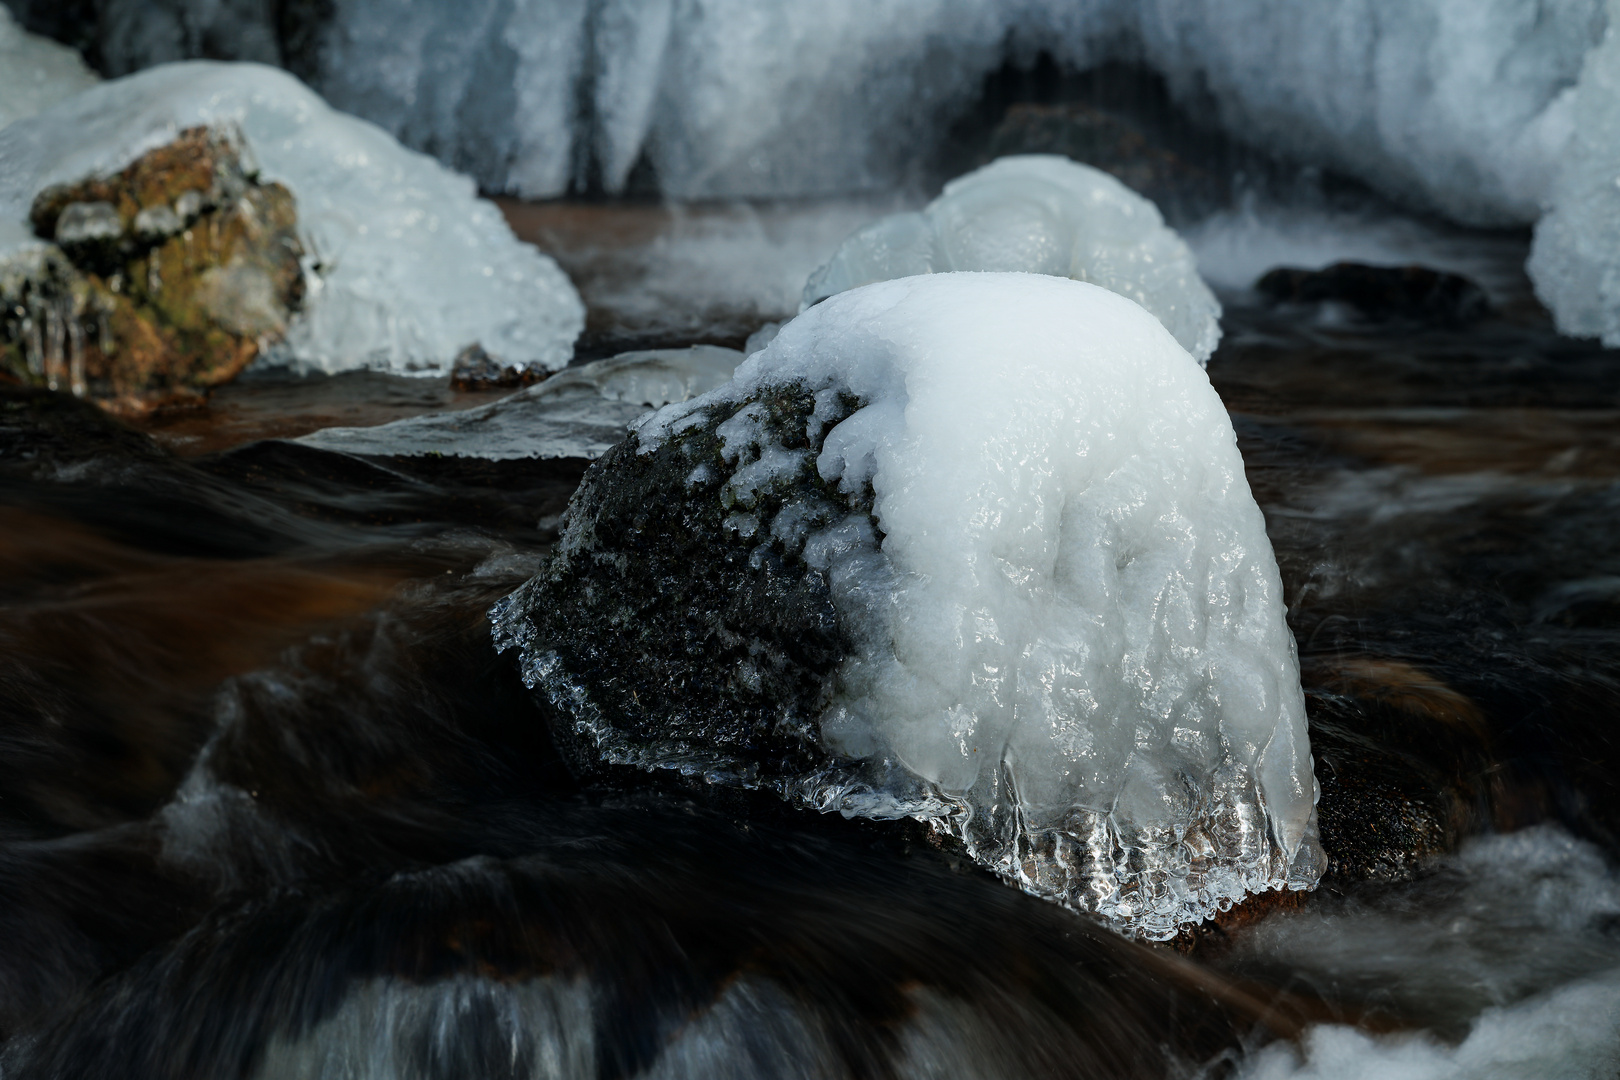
left=0, top=62, right=584, bottom=378
left=297, top=346, right=743, bottom=461
left=804, top=156, right=1221, bottom=364
left=494, top=272, right=1321, bottom=939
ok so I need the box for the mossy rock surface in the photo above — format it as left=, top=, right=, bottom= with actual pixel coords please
left=3, top=127, right=304, bottom=413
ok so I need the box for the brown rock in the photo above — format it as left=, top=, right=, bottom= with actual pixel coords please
left=2, top=126, right=304, bottom=414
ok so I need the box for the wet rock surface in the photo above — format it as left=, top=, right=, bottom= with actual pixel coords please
left=2, top=127, right=303, bottom=413
left=492, top=381, right=858, bottom=786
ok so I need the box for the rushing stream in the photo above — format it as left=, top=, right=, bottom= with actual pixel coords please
left=0, top=189, right=1616, bottom=1077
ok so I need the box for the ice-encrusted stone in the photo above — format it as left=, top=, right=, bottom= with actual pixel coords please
left=493, top=273, right=1321, bottom=938
left=804, top=156, right=1221, bottom=364
left=297, top=346, right=743, bottom=461
left=0, top=62, right=584, bottom=377
left=1530, top=0, right=1620, bottom=346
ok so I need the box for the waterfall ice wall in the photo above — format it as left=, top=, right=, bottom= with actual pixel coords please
left=22, top=0, right=1605, bottom=227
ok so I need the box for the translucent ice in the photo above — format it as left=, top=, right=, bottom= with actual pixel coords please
left=502, top=272, right=1321, bottom=938
left=0, top=4, right=98, bottom=132
left=297, top=346, right=742, bottom=461
left=0, top=62, right=584, bottom=376
left=804, top=156, right=1221, bottom=364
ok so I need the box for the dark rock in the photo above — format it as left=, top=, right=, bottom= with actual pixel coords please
left=492, top=379, right=866, bottom=786
left=448, top=343, right=545, bottom=392
left=2, top=126, right=305, bottom=414
left=1255, top=262, right=1492, bottom=327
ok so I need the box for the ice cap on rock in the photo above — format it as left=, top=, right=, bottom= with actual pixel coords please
left=0, top=61, right=584, bottom=378
left=502, top=271, right=1321, bottom=939
left=803, top=157, right=1222, bottom=365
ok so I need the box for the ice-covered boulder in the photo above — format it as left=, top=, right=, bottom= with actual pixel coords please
left=298, top=346, right=743, bottom=461
left=0, top=62, right=584, bottom=377
left=1530, top=0, right=1620, bottom=346
left=493, top=272, right=1321, bottom=939
left=0, top=4, right=98, bottom=132
left=804, top=156, right=1221, bottom=364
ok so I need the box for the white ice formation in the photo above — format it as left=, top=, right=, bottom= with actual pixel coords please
left=1530, top=0, right=1620, bottom=347
left=0, top=62, right=584, bottom=377
left=53, top=1, right=1601, bottom=228
left=0, top=4, right=99, bottom=132
left=638, top=273, right=1321, bottom=938
left=805, top=156, right=1220, bottom=364
left=298, top=346, right=743, bottom=460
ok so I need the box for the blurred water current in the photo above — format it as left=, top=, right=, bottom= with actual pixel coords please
left=0, top=196, right=1617, bottom=1078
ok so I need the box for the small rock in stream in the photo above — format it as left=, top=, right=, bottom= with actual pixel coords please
left=1256, top=262, right=1492, bottom=327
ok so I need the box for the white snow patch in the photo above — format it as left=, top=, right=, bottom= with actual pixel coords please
left=0, top=4, right=99, bottom=132
left=0, top=61, right=584, bottom=377
left=297, top=345, right=742, bottom=460
left=805, top=156, right=1221, bottom=364
left=641, top=272, right=1320, bottom=938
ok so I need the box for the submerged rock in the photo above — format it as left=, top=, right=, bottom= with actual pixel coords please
left=1254, top=262, right=1492, bottom=327
left=494, top=273, right=1322, bottom=940
left=803, top=155, right=1222, bottom=364
left=1, top=127, right=303, bottom=412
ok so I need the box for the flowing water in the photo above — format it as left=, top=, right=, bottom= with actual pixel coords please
left=1, top=193, right=1618, bottom=1078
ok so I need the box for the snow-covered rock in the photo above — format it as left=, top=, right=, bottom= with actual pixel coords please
left=0, top=61, right=584, bottom=377
left=297, top=345, right=743, bottom=460
left=805, top=156, right=1221, bottom=364
left=1530, top=0, right=1620, bottom=346
left=0, top=4, right=99, bottom=132
left=493, top=272, right=1321, bottom=939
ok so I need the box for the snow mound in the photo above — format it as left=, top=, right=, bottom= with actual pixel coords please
left=497, top=273, right=1320, bottom=939
left=297, top=346, right=742, bottom=461
left=805, top=156, right=1221, bottom=364
left=0, top=4, right=99, bottom=132
left=1530, top=0, right=1620, bottom=346
left=0, top=61, right=583, bottom=377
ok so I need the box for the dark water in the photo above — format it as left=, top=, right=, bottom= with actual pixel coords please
left=2, top=239, right=1620, bottom=1076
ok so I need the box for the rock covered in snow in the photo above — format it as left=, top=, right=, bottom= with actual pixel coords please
left=804, top=156, right=1221, bottom=364
left=0, top=62, right=584, bottom=378
left=493, top=272, right=1321, bottom=939
left=0, top=4, right=98, bottom=132
left=298, top=346, right=743, bottom=461
left=1530, top=0, right=1620, bottom=346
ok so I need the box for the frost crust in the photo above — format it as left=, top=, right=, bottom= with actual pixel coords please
left=496, top=273, right=1320, bottom=938
left=804, top=156, right=1221, bottom=364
